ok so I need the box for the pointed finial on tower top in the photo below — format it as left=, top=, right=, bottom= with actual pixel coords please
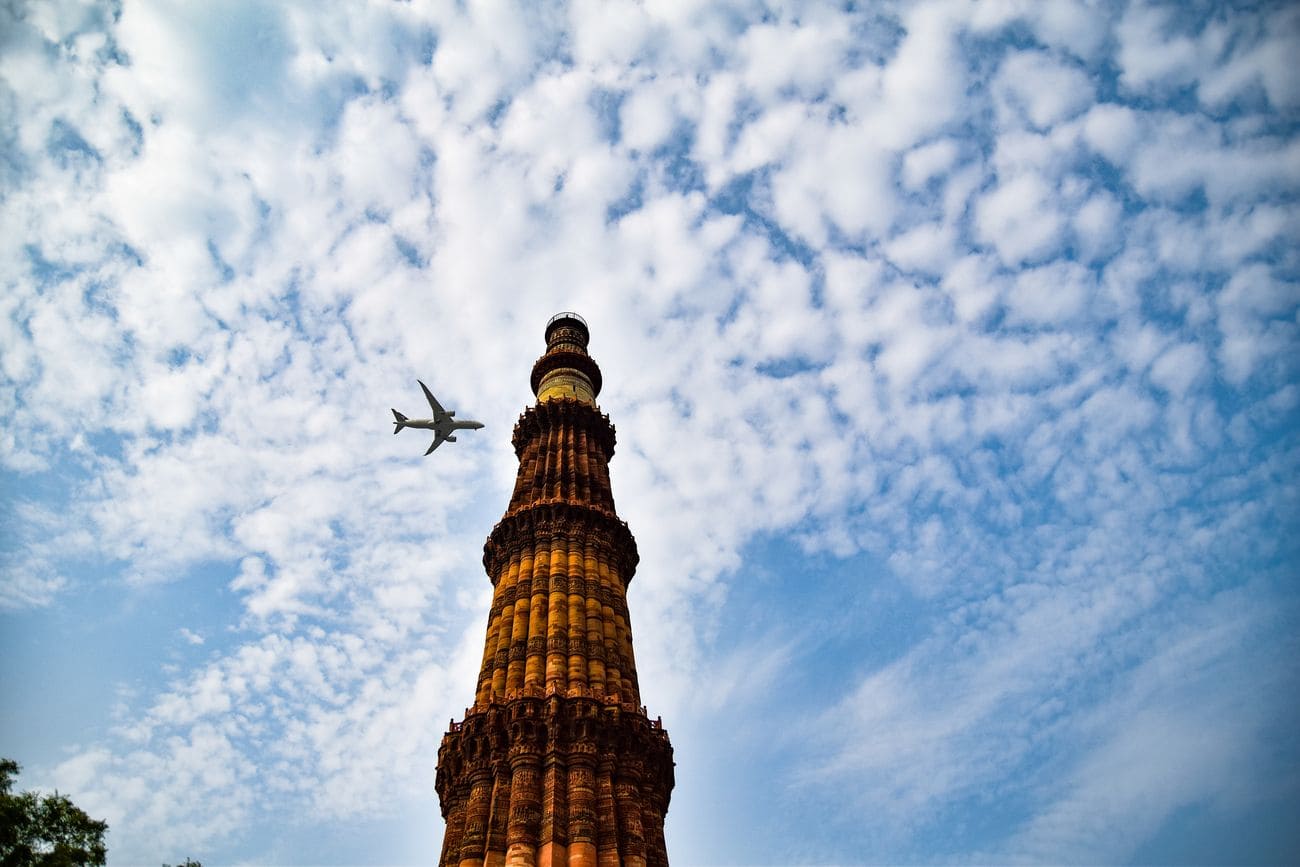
left=531, top=312, right=602, bottom=403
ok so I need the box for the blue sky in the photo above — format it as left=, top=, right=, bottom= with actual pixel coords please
left=2, top=0, right=1298, bottom=864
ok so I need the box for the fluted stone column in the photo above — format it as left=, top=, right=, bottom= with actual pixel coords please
left=436, top=314, right=674, bottom=867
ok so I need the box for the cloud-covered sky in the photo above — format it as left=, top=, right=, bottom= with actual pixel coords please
left=2, top=0, right=1298, bottom=863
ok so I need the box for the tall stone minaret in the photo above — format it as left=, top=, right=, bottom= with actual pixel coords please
left=436, top=313, right=674, bottom=867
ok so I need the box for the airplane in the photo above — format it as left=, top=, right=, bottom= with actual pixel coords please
left=392, top=380, right=485, bottom=455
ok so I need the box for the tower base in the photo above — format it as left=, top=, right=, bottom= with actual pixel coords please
left=436, top=695, right=674, bottom=867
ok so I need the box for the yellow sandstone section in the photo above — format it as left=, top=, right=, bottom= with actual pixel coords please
left=538, top=369, right=596, bottom=404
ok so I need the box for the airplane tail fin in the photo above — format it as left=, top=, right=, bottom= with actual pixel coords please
left=391, top=409, right=407, bottom=433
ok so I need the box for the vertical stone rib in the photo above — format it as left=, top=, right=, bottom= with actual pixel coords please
left=566, top=567, right=588, bottom=695
left=442, top=797, right=467, bottom=867
left=571, top=417, right=580, bottom=501
left=572, top=425, right=584, bottom=504
left=599, top=583, right=618, bottom=705
left=643, top=806, right=667, bottom=867
left=563, top=417, right=572, bottom=501
left=567, top=758, right=597, bottom=867
left=585, top=579, right=606, bottom=698
left=490, top=580, right=514, bottom=701
left=615, top=775, right=646, bottom=867
left=524, top=552, right=547, bottom=693
left=461, top=771, right=493, bottom=867
left=595, top=761, right=619, bottom=867
left=547, top=420, right=561, bottom=500
left=540, top=756, right=568, bottom=867
left=622, top=633, right=639, bottom=707
left=477, top=599, right=503, bottom=706
left=546, top=540, right=570, bottom=695
left=557, top=414, right=568, bottom=501
left=486, top=773, right=512, bottom=867
left=615, top=580, right=639, bottom=705
left=506, top=757, right=541, bottom=867
left=558, top=421, right=570, bottom=501
left=511, top=436, right=537, bottom=510
left=508, top=547, right=537, bottom=696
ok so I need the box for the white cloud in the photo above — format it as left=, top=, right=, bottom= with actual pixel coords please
left=737, top=19, right=849, bottom=102
left=1005, top=261, right=1094, bottom=327
left=728, top=101, right=808, bottom=176
left=332, top=96, right=423, bottom=217
left=1149, top=341, right=1208, bottom=397
left=428, top=0, right=560, bottom=124
left=994, top=50, right=1094, bottom=130
left=107, top=0, right=292, bottom=131
left=901, top=138, right=960, bottom=190
left=771, top=122, right=896, bottom=244
left=1116, top=3, right=1201, bottom=93
left=1028, top=0, right=1109, bottom=61
left=568, top=0, right=654, bottom=69
left=885, top=220, right=957, bottom=276
left=619, top=77, right=686, bottom=153
left=139, top=363, right=205, bottom=431
left=1072, top=190, right=1123, bottom=262
left=941, top=253, right=1004, bottom=325
left=1198, top=6, right=1300, bottom=111
left=1215, top=265, right=1300, bottom=385
left=1129, top=116, right=1300, bottom=209
left=872, top=1, right=968, bottom=149
left=0, top=561, right=68, bottom=610
left=1081, top=103, right=1142, bottom=166
left=975, top=171, right=1066, bottom=266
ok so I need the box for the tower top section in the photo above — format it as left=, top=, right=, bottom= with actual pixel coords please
left=531, top=311, right=603, bottom=404
left=544, top=311, right=589, bottom=346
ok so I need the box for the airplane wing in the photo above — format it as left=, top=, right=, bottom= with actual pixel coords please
left=424, top=429, right=449, bottom=456
left=418, top=379, right=447, bottom=419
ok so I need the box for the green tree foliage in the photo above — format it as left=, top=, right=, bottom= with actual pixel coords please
left=0, top=758, right=107, bottom=867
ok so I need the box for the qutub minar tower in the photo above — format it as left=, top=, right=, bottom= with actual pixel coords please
left=435, top=313, right=675, bottom=867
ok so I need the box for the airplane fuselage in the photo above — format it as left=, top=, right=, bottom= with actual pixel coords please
left=396, top=418, right=485, bottom=432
